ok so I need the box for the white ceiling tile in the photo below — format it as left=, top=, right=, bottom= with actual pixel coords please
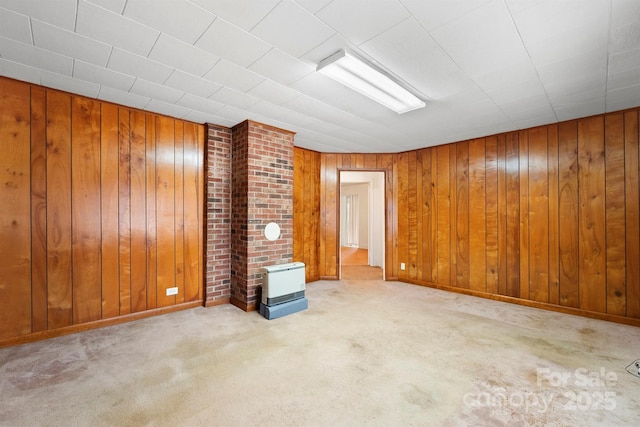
left=0, top=58, right=41, bottom=84
left=181, top=109, right=222, bottom=125
left=538, top=52, right=607, bottom=96
left=84, top=0, right=126, bottom=14
left=471, top=60, right=539, bottom=93
left=130, top=78, right=185, bottom=104
left=107, top=48, right=174, bottom=84
left=430, top=0, right=529, bottom=77
left=176, top=92, right=225, bottom=114
left=209, top=86, right=260, bottom=109
left=608, top=48, right=640, bottom=79
left=203, top=59, right=264, bottom=92
left=609, top=20, right=640, bottom=55
left=123, top=0, right=215, bottom=44
left=360, top=18, right=466, bottom=99
left=32, top=19, right=111, bottom=67
left=145, top=99, right=192, bottom=119
left=73, top=60, right=135, bottom=91
left=215, top=104, right=258, bottom=124
left=98, top=86, right=151, bottom=109
left=164, top=69, right=222, bottom=98
left=248, top=101, right=317, bottom=127
left=607, top=84, right=640, bottom=112
left=0, top=36, right=73, bottom=75
left=486, top=78, right=548, bottom=106
left=511, top=0, right=609, bottom=67
left=0, top=0, right=76, bottom=30
left=248, top=48, right=314, bottom=85
left=296, top=0, right=333, bottom=14
left=250, top=0, right=334, bottom=57
left=189, top=0, right=281, bottom=31
left=195, top=18, right=271, bottom=67
left=299, top=33, right=350, bottom=65
left=247, top=79, right=301, bottom=105
left=76, top=0, right=159, bottom=57
left=495, top=94, right=555, bottom=122
left=0, top=7, right=32, bottom=44
left=148, top=34, right=219, bottom=77
left=316, top=0, right=410, bottom=45
left=555, top=98, right=606, bottom=121
left=40, top=70, right=100, bottom=98
left=400, top=0, right=491, bottom=31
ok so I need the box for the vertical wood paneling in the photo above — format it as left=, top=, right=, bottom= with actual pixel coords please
left=47, top=91, right=73, bottom=329
left=293, top=148, right=305, bottom=270
left=0, top=79, right=32, bottom=339
left=129, top=111, right=147, bottom=312
left=455, top=142, right=469, bottom=288
left=528, top=127, right=549, bottom=303
left=485, top=136, right=498, bottom=294
left=497, top=135, right=508, bottom=295
left=0, top=77, right=206, bottom=344
left=184, top=122, right=200, bottom=302
left=156, top=116, right=176, bottom=307
left=174, top=122, right=185, bottom=304
left=421, top=149, right=433, bottom=283
left=436, top=145, right=451, bottom=285
left=624, top=111, right=640, bottom=318
left=196, top=124, right=205, bottom=302
left=519, top=131, right=530, bottom=300
left=505, top=134, right=520, bottom=298
left=469, top=139, right=486, bottom=292
left=415, top=150, right=423, bottom=280
left=145, top=113, right=158, bottom=309
left=325, top=154, right=338, bottom=277
left=430, top=150, right=438, bottom=283
left=578, top=116, right=606, bottom=313
left=293, top=107, right=640, bottom=325
left=558, top=121, right=580, bottom=308
left=396, top=151, right=409, bottom=279
left=449, top=146, right=458, bottom=287
left=378, top=154, right=395, bottom=279
left=101, top=104, right=120, bottom=318
left=547, top=125, right=560, bottom=305
left=71, top=97, right=102, bottom=323
left=30, top=87, right=47, bottom=332
left=604, top=113, right=626, bottom=315
left=118, top=109, right=132, bottom=315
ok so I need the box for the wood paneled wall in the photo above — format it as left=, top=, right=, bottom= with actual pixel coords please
left=293, top=107, right=640, bottom=323
left=0, top=77, right=205, bottom=344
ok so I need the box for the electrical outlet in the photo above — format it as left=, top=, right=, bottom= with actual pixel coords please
left=166, top=287, right=178, bottom=296
left=400, top=262, right=406, bottom=271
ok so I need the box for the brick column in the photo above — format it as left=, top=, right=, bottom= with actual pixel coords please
left=204, top=124, right=232, bottom=306
left=230, top=120, right=295, bottom=311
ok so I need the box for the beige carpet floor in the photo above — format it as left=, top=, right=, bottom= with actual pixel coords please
left=1, top=279, right=640, bottom=426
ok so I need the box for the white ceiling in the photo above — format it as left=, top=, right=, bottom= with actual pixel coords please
left=1, top=0, right=638, bottom=153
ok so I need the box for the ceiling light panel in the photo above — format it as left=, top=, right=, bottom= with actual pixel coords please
left=317, top=50, right=425, bottom=114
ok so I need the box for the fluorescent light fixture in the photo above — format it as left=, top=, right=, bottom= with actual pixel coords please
left=317, top=50, right=425, bottom=114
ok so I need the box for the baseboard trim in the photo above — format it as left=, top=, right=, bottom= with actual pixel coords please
left=0, top=301, right=203, bottom=349
left=204, top=297, right=230, bottom=307
left=400, top=279, right=640, bottom=328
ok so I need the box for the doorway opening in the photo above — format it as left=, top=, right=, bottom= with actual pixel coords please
left=339, top=171, right=385, bottom=281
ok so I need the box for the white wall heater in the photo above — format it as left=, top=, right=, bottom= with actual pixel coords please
left=259, top=262, right=307, bottom=320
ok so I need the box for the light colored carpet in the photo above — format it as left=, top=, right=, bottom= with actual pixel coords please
left=1, top=279, right=640, bottom=426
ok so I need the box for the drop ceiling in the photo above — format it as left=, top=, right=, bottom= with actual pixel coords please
left=0, top=0, right=638, bottom=153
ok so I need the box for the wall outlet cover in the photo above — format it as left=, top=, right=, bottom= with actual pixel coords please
left=400, top=262, right=406, bottom=270
left=166, top=287, right=178, bottom=296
